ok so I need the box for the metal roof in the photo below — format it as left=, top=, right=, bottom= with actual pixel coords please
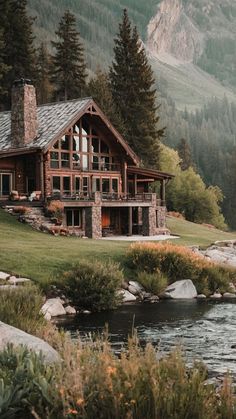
left=0, top=98, right=92, bottom=151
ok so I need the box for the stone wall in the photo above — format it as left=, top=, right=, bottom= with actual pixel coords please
left=142, top=207, right=157, bottom=236
left=85, top=206, right=102, bottom=239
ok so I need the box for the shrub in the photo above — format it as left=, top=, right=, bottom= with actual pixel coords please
left=57, top=260, right=124, bottom=311
left=0, top=284, right=46, bottom=334
left=127, top=243, right=234, bottom=295
left=137, top=270, right=168, bottom=295
left=46, top=200, right=64, bottom=223
left=0, top=345, right=61, bottom=418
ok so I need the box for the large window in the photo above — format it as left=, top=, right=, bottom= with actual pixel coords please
left=49, top=116, right=119, bottom=172
left=0, top=173, right=12, bottom=196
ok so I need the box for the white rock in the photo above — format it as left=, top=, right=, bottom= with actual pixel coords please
left=162, top=280, right=197, bottom=299
left=128, top=281, right=144, bottom=295
left=210, top=293, right=222, bottom=299
left=117, top=289, right=137, bottom=302
left=41, top=298, right=66, bottom=317
left=0, top=271, right=10, bottom=280
left=197, top=294, right=207, bottom=299
left=223, top=292, right=236, bottom=299
left=0, top=321, right=60, bottom=363
left=65, top=305, right=76, bottom=315
left=8, top=277, right=31, bottom=285
left=82, top=310, right=91, bottom=314
left=44, top=312, right=52, bottom=321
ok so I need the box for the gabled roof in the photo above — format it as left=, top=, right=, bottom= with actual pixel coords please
left=0, top=98, right=139, bottom=165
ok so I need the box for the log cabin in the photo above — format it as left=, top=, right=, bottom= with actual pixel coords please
left=0, top=79, right=173, bottom=238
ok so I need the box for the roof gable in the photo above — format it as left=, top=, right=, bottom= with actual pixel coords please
left=0, top=98, right=139, bottom=165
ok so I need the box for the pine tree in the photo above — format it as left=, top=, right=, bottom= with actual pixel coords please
left=1, top=0, right=36, bottom=108
left=0, top=29, right=10, bottom=103
left=110, top=9, right=164, bottom=168
left=35, top=43, right=52, bottom=105
left=51, top=10, right=87, bottom=101
left=87, top=68, right=125, bottom=134
left=178, top=138, right=193, bottom=170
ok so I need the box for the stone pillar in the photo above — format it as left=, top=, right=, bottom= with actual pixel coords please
left=156, top=206, right=166, bottom=229
left=128, top=207, right=133, bottom=236
left=85, top=206, right=102, bottom=239
left=142, top=207, right=157, bottom=236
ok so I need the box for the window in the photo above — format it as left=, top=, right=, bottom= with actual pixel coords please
left=73, top=136, right=80, bottom=152
left=66, top=209, right=81, bottom=227
left=61, top=152, right=70, bottom=168
left=0, top=173, right=12, bottom=196
left=52, top=176, right=60, bottom=193
left=92, top=137, right=99, bottom=153
left=112, top=178, right=118, bottom=193
left=92, top=155, right=99, bottom=170
left=82, top=177, right=89, bottom=195
left=92, top=177, right=100, bottom=193
left=61, top=135, right=70, bottom=150
left=75, top=177, right=80, bottom=192
left=101, top=140, right=109, bottom=154
left=82, top=155, right=88, bottom=171
left=102, top=178, right=110, bottom=193
left=50, top=152, right=59, bottom=169
left=63, top=177, right=70, bottom=195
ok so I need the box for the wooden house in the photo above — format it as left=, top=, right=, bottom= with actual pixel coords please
left=0, top=79, right=173, bottom=238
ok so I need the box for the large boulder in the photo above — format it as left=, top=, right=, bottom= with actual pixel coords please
left=162, top=280, right=197, bottom=299
left=41, top=298, right=66, bottom=317
left=117, top=289, right=137, bottom=302
left=0, top=271, right=10, bottom=280
left=128, top=281, right=144, bottom=296
left=0, top=321, right=60, bottom=364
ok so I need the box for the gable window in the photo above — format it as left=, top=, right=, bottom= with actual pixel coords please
left=61, top=152, right=70, bottom=168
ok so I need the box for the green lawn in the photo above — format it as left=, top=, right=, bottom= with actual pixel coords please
left=0, top=209, right=236, bottom=284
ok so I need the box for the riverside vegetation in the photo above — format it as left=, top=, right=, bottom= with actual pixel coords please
left=0, top=285, right=236, bottom=419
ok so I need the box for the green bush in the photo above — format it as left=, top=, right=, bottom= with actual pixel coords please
left=57, top=260, right=124, bottom=311
left=0, top=284, right=45, bottom=334
left=127, top=243, right=235, bottom=295
left=137, top=271, right=168, bottom=295
left=0, top=345, right=61, bottom=418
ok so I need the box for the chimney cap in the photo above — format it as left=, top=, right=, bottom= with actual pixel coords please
left=13, top=78, right=33, bottom=88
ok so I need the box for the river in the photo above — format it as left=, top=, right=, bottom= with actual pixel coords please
left=61, top=300, right=236, bottom=377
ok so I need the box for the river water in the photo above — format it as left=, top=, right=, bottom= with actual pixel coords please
left=61, top=300, right=236, bottom=377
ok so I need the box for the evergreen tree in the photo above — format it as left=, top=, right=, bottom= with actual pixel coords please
left=0, top=28, right=10, bottom=103
left=1, top=0, right=36, bottom=108
left=35, top=43, right=52, bottom=105
left=51, top=10, right=87, bottom=101
left=87, top=68, right=124, bottom=134
left=110, top=9, right=164, bottom=168
left=178, top=138, right=193, bottom=170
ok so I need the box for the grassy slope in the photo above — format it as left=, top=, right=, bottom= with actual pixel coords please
left=0, top=209, right=236, bottom=283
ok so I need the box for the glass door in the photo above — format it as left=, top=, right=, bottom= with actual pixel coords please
left=0, top=173, right=12, bottom=196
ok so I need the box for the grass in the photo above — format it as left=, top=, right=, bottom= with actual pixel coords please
left=0, top=209, right=236, bottom=284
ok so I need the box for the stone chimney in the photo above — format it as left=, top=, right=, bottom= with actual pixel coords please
left=11, top=79, right=38, bottom=147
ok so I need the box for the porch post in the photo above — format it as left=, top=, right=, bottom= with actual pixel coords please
left=134, top=174, right=137, bottom=195
left=160, top=180, right=166, bottom=205
left=128, top=206, right=133, bottom=236
left=40, top=154, right=44, bottom=199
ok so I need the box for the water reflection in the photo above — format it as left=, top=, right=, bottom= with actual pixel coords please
left=60, top=301, right=236, bottom=376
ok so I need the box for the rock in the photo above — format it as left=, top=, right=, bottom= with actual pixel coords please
left=0, top=271, right=10, bottom=280
left=44, top=312, right=52, bottom=321
left=209, top=293, right=222, bottom=299
left=149, top=295, right=159, bottom=303
left=128, top=281, right=144, bottom=295
left=223, top=292, right=236, bottom=299
left=41, top=298, right=66, bottom=317
left=197, top=294, right=207, bottom=299
left=162, top=280, right=197, bottom=299
left=117, top=289, right=137, bottom=302
left=0, top=321, right=60, bottom=364
left=65, top=305, right=76, bottom=315
left=229, top=283, right=236, bottom=293
left=8, top=277, right=31, bottom=285
left=121, top=281, right=129, bottom=290
left=82, top=310, right=91, bottom=314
